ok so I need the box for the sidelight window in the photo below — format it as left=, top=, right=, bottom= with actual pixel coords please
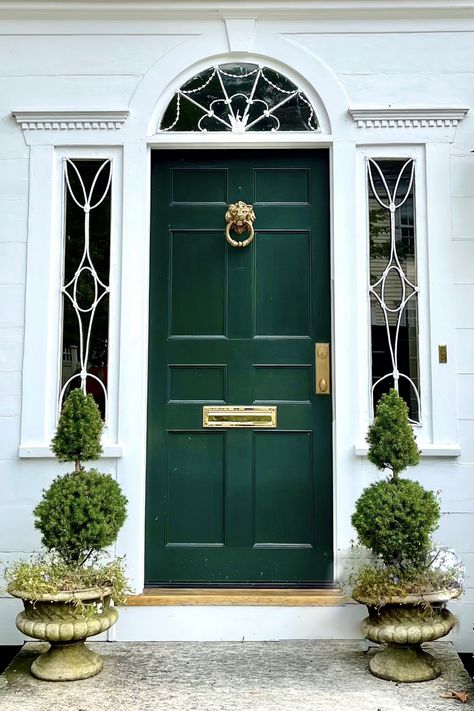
left=367, top=158, right=420, bottom=424
left=60, top=159, right=112, bottom=421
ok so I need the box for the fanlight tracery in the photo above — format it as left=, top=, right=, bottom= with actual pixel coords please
left=160, top=63, right=319, bottom=133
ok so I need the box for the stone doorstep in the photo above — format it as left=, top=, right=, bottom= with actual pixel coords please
left=1, top=640, right=473, bottom=711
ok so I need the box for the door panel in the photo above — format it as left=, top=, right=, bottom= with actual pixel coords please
left=253, top=431, right=313, bottom=545
left=255, top=231, right=311, bottom=336
left=146, top=149, right=332, bottom=585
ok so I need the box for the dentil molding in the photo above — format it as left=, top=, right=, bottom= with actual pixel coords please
left=12, top=110, right=130, bottom=131
left=349, top=106, right=469, bottom=129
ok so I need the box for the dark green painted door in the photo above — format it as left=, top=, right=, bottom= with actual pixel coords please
left=146, top=150, right=332, bottom=585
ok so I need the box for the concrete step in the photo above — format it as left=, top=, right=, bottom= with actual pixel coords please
left=1, top=640, right=473, bottom=711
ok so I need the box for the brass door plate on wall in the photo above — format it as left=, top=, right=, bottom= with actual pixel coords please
left=315, top=343, right=330, bottom=395
left=438, top=345, right=447, bottom=364
left=203, top=405, right=277, bottom=428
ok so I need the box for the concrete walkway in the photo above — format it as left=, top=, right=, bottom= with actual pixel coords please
left=0, top=641, right=473, bottom=710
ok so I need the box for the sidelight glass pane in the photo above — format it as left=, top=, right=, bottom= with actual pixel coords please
left=368, top=158, right=420, bottom=423
left=60, top=159, right=112, bottom=420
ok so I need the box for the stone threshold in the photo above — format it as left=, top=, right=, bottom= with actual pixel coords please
left=127, top=587, right=344, bottom=606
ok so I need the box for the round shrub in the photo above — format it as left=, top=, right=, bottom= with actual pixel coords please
left=51, top=389, right=103, bottom=466
left=351, top=478, right=440, bottom=568
left=34, top=469, right=128, bottom=566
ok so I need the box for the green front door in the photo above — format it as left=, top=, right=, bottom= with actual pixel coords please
left=146, top=149, right=332, bottom=585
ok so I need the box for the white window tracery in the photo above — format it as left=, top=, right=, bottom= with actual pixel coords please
left=160, top=63, right=319, bottom=133
left=368, top=158, right=421, bottom=424
left=60, top=158, right=112, bottom=422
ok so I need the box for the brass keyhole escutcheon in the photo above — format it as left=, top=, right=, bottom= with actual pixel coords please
left=315, top=343, right=330, bottom=395
left=225, top=201, right=256, bottom=248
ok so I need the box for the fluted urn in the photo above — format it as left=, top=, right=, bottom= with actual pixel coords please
left=354, top=588, right=461, bottom=682
left=9, top=586, right=118, bottom=681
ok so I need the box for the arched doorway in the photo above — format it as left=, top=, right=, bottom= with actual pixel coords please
left=145, top=62, right=333, bottom=587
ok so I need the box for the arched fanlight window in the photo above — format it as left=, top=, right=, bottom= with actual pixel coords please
left=160, top=63, right=319, bottom=133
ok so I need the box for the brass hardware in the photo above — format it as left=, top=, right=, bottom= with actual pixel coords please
left=315, top=343, right=330, bottom=395
left=438, top=345, right=447, bottom=364
left=203, top=405, right=277, bottom=428
left=225, top=201, right=256, bottom=248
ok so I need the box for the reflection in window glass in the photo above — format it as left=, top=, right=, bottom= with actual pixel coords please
left=60, top=159, right=112, bottom=420
left=368, top=158, right=420, bottom=423
left=161, top=63, right=318, bottom=133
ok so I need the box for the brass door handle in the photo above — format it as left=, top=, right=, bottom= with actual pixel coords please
left=318, top=378, right=328, bottom=393
left=315, top=343, right=330, bottom=395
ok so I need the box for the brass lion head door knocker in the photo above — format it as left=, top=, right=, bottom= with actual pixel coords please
left=225, top=201, right=256, bottom=248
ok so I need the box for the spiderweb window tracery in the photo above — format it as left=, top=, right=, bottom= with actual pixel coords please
left=160, top=63, right=319, bottom=133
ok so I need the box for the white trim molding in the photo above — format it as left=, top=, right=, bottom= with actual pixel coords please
left=354, top=443, right=461, bottom=457
left=2, top=1, right=474, bottom=20
left=19, top=444, right=123, bottom=459
left=12, top=110, right=130, bottom=132
left=349, top=107, right=469, bottom=129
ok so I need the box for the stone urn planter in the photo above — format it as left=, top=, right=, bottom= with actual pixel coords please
left=9, top=586, right=118, bottom=681
left=354, top=588, right=461, bottom=682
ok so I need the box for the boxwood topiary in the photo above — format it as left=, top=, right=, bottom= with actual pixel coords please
left=366, top=389, right=419, bottom=482
left=34, top=468, right=128, bottom=566
left=352, top=389, right=440, bottom=571
left=51, top=388, right=103, bottom=469
left=34, top=388, right=128, bottom=567
left=351, top=478, right=440, bottom=568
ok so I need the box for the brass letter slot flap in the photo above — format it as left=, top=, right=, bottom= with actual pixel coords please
left=203, top=406, right=277, bottom=428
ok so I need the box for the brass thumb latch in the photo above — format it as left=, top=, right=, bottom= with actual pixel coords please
left=225, top=201, right=256, bottom=248
left=315, top=343, right=330, bottom=395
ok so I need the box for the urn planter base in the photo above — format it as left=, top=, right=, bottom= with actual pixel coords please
left=30, top=640, right=103, bottom=681
left=355, top=589, right=460, bottom=683
left=9, top=586, right=118, bottom=682
left=369, top=643, right=441, bottom=683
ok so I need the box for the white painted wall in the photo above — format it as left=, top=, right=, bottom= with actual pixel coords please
left=0, top=6, right=473, bottom=651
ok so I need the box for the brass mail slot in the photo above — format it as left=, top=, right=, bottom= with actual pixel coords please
left=203, top=405, right=277, bottom=428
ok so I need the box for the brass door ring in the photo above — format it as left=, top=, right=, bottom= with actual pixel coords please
left=225, top=201, right=256, bottom=248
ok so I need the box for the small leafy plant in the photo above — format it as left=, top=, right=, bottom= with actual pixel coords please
left=349, top=389, right=461, bottom=599
left=346, top=545, right=463, bottom=604
left=6, top=389, right=129, bottom=603
left=5, top=554, right=130, bottom=607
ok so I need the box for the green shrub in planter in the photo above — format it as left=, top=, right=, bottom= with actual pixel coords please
left=352, top=389, right=439, bottom=570
left=349, top=389, right=461, bottom=683
left=34, top=468, right=127, bottom=567
left=51, top=387, right=103, bottom=468
left=36, top=388, right=128, bottom=566
left=6, top=388, right=129, bottom=681
left=365, top=388, right=419, bottom=482
left=352, top=478, right=440, bottom=570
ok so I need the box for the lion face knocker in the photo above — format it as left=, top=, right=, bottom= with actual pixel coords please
left=225, top=201, right=256, bottom=248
